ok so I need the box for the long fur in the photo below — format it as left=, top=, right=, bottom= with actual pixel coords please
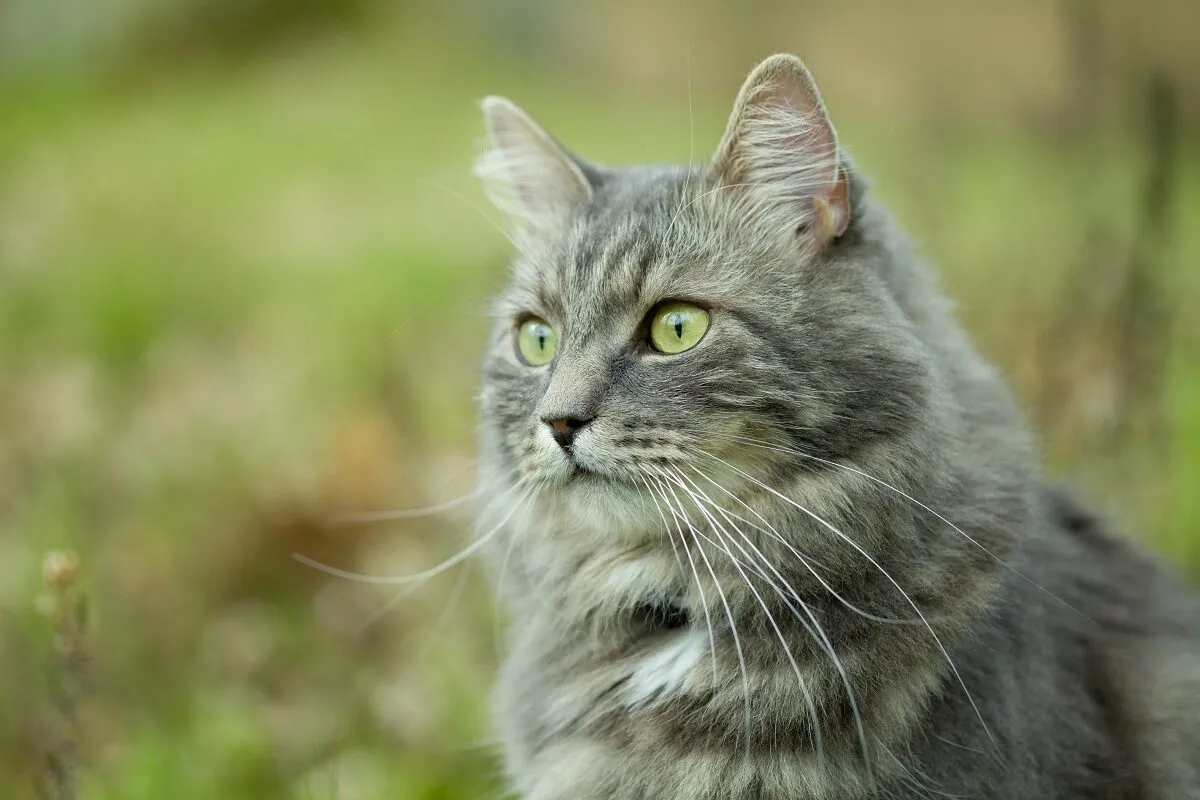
left=472, top=53, right=1200, bottom=799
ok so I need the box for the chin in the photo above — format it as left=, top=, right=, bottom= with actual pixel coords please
left=545, top=467, right=663, bottom=546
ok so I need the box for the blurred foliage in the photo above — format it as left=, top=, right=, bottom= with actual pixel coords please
left=1, top=1, right=1198, bottom=798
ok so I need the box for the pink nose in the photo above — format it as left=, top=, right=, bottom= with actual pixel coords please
left=543, top=417, right=591, bottom=450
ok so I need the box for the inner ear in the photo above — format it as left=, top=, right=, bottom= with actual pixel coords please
left=813, top=165, right=851, bottom=241
left=711, top=54, right=850, bottom=246
left=476, top=96, right=594, bottom=249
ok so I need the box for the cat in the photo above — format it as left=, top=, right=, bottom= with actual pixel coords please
left=469, top=53, right=1200, bottom=799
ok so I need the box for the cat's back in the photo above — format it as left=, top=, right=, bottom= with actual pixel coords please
left=1034, top=486, right=1200, bottom=653
left=1009, top=487, right=1200, bottom=797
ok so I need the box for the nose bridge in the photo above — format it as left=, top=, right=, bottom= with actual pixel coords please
left=536, top=343, right=610, bottom=422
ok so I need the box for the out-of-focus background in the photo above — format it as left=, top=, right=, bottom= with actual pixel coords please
left=1, top=0, right=1197, bottom=797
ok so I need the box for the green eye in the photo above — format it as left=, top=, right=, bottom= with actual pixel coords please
left=649, top=302, right=710, bottom=354
left=516, top=317, right=557, bottom=366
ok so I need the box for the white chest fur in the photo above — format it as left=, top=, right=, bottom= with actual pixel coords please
left=624, top=628, right=710, bottom=706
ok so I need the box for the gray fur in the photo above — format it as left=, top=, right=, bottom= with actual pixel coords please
left=472, top=54, right=1200, bottom=799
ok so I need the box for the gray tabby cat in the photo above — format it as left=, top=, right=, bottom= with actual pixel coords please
left=470, top=54, right=1200, bottom=799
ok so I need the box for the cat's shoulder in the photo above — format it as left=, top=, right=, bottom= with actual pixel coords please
left=1038, top=483, right=1194, bottom=598
left=1003, top=486, right=1200, bottom=796
left=1015, top=482, right=1200, bottom=647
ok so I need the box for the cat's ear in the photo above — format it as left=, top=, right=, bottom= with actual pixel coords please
left=475, top=96, right=593, bottom=248
left=711, top=54, right=850, bottom=247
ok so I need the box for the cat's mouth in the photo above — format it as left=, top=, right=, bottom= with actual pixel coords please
left=563, top=452, right=635, bottom=487
left=537, top=434, right=646, bottom=490
left=562, top=448, right=660, bottom=489
left=536, top=446, right=605, bottom=485
left=567, top=461, right=605, bottom=482
left=557, top=442, right=602, bottom=479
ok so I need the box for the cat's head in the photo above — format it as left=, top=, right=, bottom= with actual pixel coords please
left=473, top=54, right=1026, bottom=561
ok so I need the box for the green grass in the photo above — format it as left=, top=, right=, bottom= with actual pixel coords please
left=2, top=16, right=1198, bottom=799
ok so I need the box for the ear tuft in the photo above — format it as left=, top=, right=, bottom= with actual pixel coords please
left=712, top=54, right=850, bottom=247
left=475, top=96, right=592, bottom=249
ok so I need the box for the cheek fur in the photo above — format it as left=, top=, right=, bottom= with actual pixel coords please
left=483, top=358, right=548, bottom=455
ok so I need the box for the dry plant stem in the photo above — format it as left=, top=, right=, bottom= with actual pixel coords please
left=36, top=551, right=87, bottom=800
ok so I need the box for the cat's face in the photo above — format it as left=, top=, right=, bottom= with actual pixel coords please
left=476, top=56, right=929, bottom=544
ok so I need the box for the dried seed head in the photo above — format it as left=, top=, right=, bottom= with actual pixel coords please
left=43, top=551, right=80, bottom=593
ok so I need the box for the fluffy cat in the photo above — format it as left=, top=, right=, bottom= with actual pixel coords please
left=471, top=53, right=1200, bottom=799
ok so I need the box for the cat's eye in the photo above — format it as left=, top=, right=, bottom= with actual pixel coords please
left=516, top=317, right=557, bottom=366
left=649, top=302, right=709, bottom=354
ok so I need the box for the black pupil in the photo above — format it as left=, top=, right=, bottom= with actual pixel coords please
left=529, top=324, right=548, bottom=351
left=671, top=314, right=684, bottom=339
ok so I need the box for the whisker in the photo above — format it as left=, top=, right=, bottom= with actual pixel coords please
left=881, top=740, right=967, bottom=799
left=356, top=488, right=520, bottom=627
left=492, top=482, right=537, bottom=643
left=328, top=493, right=476, bottom=525
left=712, top=432, right=1093, bottom=624
left=414, top=178, right=520, bottom=250
left=641, top=473, right=719, bottom=683
left=696, top=448, right=1001, bottom=762
left=684, top=458, right=918, bottom=626
left=656, top=466, right=828, bottom=773
left=686, top=44, right=695, bottom=171
left=667, top=43, right=697, bottom=239
left=651, top=473, right=752, bottom=752
left=668, top=466, right=875, bottom=781
left=292, top=477, right=535, bottom=586
left=637, top=473, right=685, bottom=576
left=664, top=180, right=759, bottom=247
left=357, top=579, right=432, bottom=636
left=359, top=553, right=477, bottom=652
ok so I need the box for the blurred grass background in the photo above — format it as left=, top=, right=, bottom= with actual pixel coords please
left=1, top=0, right=1198, bottom=797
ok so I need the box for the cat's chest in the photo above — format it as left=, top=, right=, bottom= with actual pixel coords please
left=496, top=547, right=864, bottom=800
left=525, top=539, right=689, bottom=635
left=502, top=546, right=714, bottom=717
left=622, top=627, right=710, bottom=705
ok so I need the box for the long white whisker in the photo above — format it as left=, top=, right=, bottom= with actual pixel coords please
left=697, top=448, right=1001, bottom=761
left=292, top=478, right=535, bottom=586
left=415, top=178, right=519, bottom=250
left=363, top=554, right=477, bottom=659
left=664, top=180, right=759, bottom=247
left=492, top=482, right=540, bottom=643
left=328, top=493, right=475, bottom=525
left=686, top=43, right=695, bottom=171
left=351, top=485, right=523, bottom=631
left=642, top=473, right=719, bottom=683
left=638, top=473, right=686, bottom=576
left=668, top=43, right=697, bottom=237
left=656, top=466, right=827, bottom=773
left=713, top=432, right=1093, bottom=623
left=654, top=474, right=753, bottom=754
left=669, top=467, right=875, bottom=780
left=685, top=459, right=917, bottom=626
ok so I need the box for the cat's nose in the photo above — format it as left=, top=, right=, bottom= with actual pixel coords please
left=542, top=416, right=592, bottom=451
